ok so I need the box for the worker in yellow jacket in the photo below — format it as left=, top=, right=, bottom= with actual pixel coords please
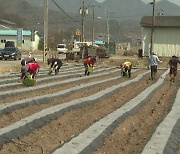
left=120, top=61, right=132, bottom=78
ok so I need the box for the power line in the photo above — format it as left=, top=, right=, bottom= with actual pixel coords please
left=23, top=15, right=82, bottom=24
left=100, top=14, right=145, bottom=20
left=51, top=0, right=72, bottom=19
left=24, top=20, right=81, bottom=24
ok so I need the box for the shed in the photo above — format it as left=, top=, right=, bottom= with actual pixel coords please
left=140, top=16, right=180, bottom=57
left=0, top=30, right=41, bottom=51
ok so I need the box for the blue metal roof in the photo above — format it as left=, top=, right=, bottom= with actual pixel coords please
left=94, top=40, right=105, bottom=45
left=0, top=30, right=31, bottom=36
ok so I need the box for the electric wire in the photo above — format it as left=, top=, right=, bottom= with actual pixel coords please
left=51, top=0, right=72, bottom=19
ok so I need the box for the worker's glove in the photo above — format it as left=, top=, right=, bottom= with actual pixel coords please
left=29, top=75, right=33, bottom=79
left=50, top=67, right=54, bottom=71
left=48, top=68, right=53, bottom=75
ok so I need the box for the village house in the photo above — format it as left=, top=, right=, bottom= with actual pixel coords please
left=0, top=29, right=41, bottom=51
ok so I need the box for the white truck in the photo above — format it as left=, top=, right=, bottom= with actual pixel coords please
left=72, top=41, right=92, bottom=52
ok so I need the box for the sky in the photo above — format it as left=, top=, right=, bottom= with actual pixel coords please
left=96, top=0, right=180, bottom=6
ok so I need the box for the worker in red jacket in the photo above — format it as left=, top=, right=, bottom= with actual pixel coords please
left=169, top=55, right=180, bottom=82
left=83, top=56, right=96, bottom=76
left=20, top=62, right=40, bottom=79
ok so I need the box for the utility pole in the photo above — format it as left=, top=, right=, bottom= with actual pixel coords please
left=107, top=16, right=109, bottom=49
left=92, top=0, right=95, bottom=46
left=44, top=0, right=48, bottom=63
left=106, top=9, right=110, bottom=52
left=118, top=22, right=120, bottom=45
left=106, top=9, right=114, bottom=52
left=80, top=1, right=88, bottom=42
left=150, top=0, right=155, bottom=55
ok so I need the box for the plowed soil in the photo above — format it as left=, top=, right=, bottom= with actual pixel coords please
left=0, top=58, right=179, bottom=154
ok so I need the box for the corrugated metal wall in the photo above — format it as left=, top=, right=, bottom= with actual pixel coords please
left=142, top=27, right=180, bottom=57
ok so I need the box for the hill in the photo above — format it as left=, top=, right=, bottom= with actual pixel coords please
left=25, top=0, right=180, bottom=21
left=1, top=0, right=180, bottom=49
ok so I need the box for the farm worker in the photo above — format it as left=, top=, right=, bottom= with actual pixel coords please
left=120, top=61, right=132, bottom=78
left=21, top=57, right=36, bottom=66
left=147, top=52, right=162, bottom=80
left=168, top=55, right=180, bottom=82
left=20, top=62, right=40, bottom=79
left=47, top=58, right=63, bottom=75
left=83, top=56, right=96, bottom=76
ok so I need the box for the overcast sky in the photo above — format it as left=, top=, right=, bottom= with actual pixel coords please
left=96, top=0, right=180, bottom=6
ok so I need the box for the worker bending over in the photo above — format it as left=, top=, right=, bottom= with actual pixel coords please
left=120, top=61, right=132, bottom=78
left=83, top=56, right=96, bottom=76
left=47, top=58, right=63, bottom=75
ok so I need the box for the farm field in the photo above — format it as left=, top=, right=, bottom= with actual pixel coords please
left=0, top=61, right=179, bottom=154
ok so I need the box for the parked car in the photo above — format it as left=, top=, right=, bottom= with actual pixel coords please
left=0, top=47, right=22, bottom=60
left=5, top=41, right=15, bottom=48
left=57, top=44, right=68, bottom=54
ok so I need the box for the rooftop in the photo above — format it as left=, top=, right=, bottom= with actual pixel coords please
left=0, top=30, right=31, bottom=36
left=140, top=16, right=180, bottom=27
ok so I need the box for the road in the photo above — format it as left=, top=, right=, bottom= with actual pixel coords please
left=0, top=54, right=44, bottom=73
